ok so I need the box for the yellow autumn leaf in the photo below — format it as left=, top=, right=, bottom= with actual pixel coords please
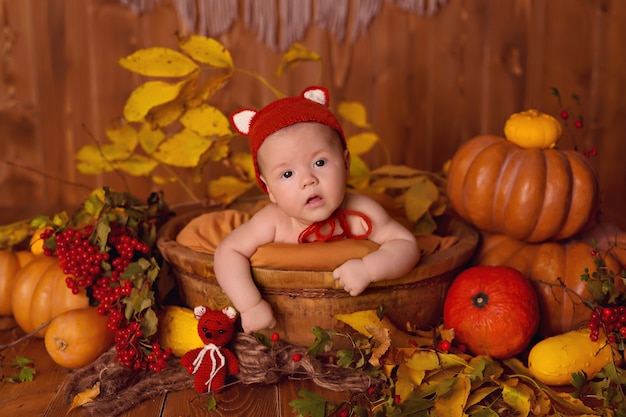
left=152, top=174, right=177, bottom=185
left=105, top=123, right=138, bottom=149
left=124, top=79, right=189, bottom=122
left=114, top=154, right=159, bottom=176
left=152, top=129, right=213, bottom=167
left=338, top=101, right=371, bottom=129
left=178, top=35, right=233, bottom=69
left=68, top=381, right=100, bottom=412
left=195, top=72, right=232, bottom=102
left=204, top=142, right=230, bottom=163
left=146, top=76, right=199, bottom=128
left=370, top=164, right=423, bottom=177
left=371, top=176, right=424, bottom=190
left=465, top=386, right=500, bottom=409
left=230, top=152, right=256, bottom=181
left=404, top=178, right=439, bottom=223
left=501, top=380, right=532, bottom=417
left=138, top=123, right=166, bottom=154
left=75, top=141, right=136, bottom=173
left=118, top=47, right=198, bottom=77
left=334, top=309, right=399, bottom=338
left=432, top=374, right=471, bottom=417
left=347, top=154, right=370, bottom=190
left=208, top=176, right=254, bottom=205
left=75, top=146, right=111, bottom=173
left=404, top=350, right=444, bottom=372
left=347, top=132, right=379, bottom=156
left=395, top=364, right=417, bottom=402
left=180, top=104, right=232, bottom=137
left=276, top=43, right=321, bottom=77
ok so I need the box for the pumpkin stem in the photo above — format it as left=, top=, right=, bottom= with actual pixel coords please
left=472, top=292, right=489, bottom=308
left=54, top=337, right=69, bottom=351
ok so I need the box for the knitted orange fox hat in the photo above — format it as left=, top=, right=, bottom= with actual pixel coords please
left=230, top=86, right=346, bottom=193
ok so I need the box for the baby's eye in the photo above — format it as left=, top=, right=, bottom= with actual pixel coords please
left=281, top=170, right=294, bottom=179
left=314, top=159, right=326, bottom=167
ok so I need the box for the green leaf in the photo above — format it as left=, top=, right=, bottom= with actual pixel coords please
left=336, top=349, right=355, bottom=367
left=178, top=35, right=233, bottom=69
left=307, top=326, right=333, bottom=356
left=119, top=47, right=198, bottom=77
left=205, top=395, right=217, bottom=411
left=289, top=390, right=328, bottom=417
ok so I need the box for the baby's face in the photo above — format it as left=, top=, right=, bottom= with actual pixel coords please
left=257, top=122, right=349, bottom=226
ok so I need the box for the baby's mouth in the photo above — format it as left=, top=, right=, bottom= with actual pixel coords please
left=306, top=195, right=322, bottom=205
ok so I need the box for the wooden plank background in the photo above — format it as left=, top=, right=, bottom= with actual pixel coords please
left=1, top=0, right=625, bottom=231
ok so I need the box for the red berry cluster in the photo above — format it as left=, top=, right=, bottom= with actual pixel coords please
left=42, top=222, right=171, bottom=372
left=588, top=305, right=626, bottom=344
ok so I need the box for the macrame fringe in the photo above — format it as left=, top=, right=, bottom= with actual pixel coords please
left=62, top=333, right=385, bottom=417
left=121, top=0, right=447, bottom=50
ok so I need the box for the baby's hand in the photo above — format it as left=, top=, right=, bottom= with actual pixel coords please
left=333, top=259, right=372, bottom=296
left=240, top=300, right=276, bottom=333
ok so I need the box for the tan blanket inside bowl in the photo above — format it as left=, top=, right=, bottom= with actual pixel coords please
left=176, top=210, right=459, bottom=270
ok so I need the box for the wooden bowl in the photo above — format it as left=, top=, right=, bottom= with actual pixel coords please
left=157, top=202, right=479, bottom=346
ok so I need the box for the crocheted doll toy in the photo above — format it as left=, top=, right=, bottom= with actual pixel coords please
left=180, top=306, right=240, bottom=393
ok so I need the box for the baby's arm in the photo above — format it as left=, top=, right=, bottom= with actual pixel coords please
left=214, top=207, right=278, bottom=333
left=333, top=194, right=420, bottom=295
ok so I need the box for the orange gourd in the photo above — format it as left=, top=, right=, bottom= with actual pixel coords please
left=11, top=255, right=89, bottom=337
left=44, top=306, right=114, bottom=368
left=473, top=232, right=624, bottom=337
left=446, top=134, right=599, bottom=243
left=0, top=250, right=35, bottom=316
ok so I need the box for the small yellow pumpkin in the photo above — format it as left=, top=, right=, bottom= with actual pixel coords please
left=504, top=109, right=562, bottom=149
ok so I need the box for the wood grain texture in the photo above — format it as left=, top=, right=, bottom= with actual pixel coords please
left=0, top=0, right=624, bottom=229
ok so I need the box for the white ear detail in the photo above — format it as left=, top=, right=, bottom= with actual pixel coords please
left=193, top=306, right=207, bottom=320
left=231, top=109, right=257, bottom=135
left=222, top=306, right=237, bottom=320
left=303, top=87, right=328, bottom=106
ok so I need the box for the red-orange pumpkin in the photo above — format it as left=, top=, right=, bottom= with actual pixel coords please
left=0, top=250, right=35, bottom=316
left=473, top=232, right=624, bottom=337
left=11, top=255, right=89, bottom=337
left=446, top=135, right=599, bottom=242
left=443, top=265, right=540, bottom=359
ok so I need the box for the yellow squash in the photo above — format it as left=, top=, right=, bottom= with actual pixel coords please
left=157, top=305, right=204, bottom=357
left=528, top=328, right=617, bottom=385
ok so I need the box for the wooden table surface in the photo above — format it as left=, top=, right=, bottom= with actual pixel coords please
left=0, top=316, right=351, bottom=417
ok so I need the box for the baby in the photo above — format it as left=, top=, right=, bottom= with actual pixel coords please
left=214, top=86, right=420, bottom=333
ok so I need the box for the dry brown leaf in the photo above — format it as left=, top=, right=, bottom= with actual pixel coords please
left=68, top=381, right=100, bottom=413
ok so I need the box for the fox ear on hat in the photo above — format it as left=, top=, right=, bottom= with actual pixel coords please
left=302, top=86, right=329, bottom=107
left=231, top=109, right=257, bottom=135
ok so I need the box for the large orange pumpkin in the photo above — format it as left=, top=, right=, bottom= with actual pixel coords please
left=443, top=265, right=540, bottom=359
left=0, top=250, right=35, bottom=316
left=446, top=134, right=599, bottom=242
left=473, top=232, right=623, bottom=337
left=11, top=255, right=89, bottom=337
left=44, top=306, right=114, bottom=368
